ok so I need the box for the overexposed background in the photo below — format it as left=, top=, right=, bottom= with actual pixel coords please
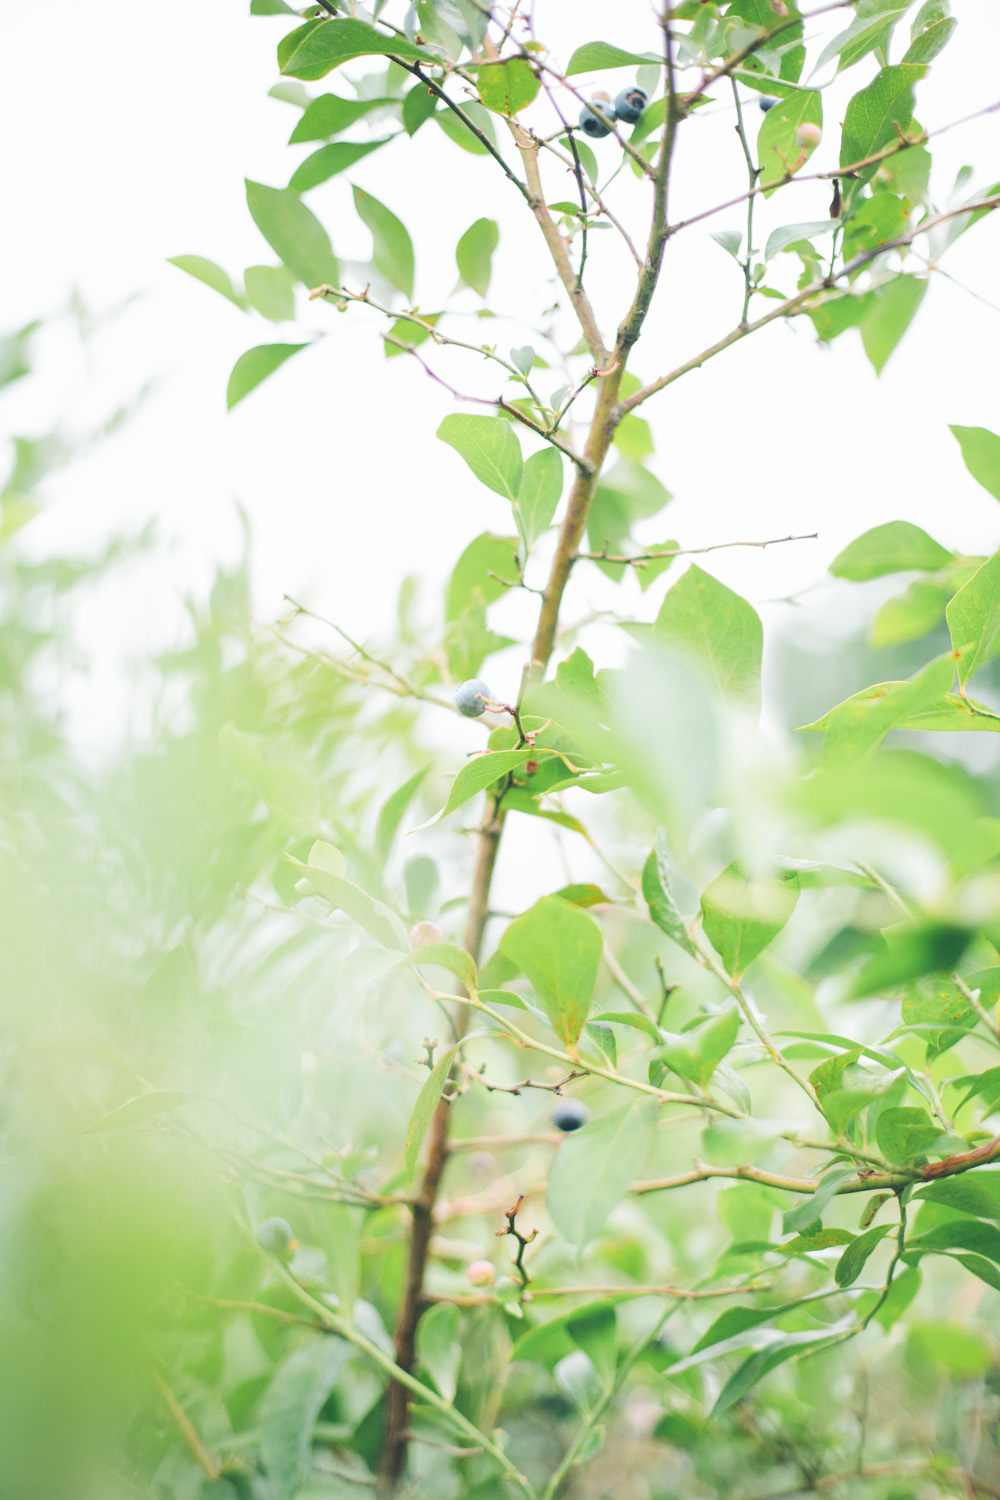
left=1, top=0, right=999, bottom=744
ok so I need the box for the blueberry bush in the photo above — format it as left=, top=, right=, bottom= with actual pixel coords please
left=6, top=4, right=1000, bottom=1499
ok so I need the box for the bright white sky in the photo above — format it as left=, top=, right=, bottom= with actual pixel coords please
left=2, top=1, right=1000, bottom=746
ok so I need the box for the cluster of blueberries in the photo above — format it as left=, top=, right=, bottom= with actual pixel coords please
left=578, top=84, right=649, bottom=139
left=577, top=88, right=780, bottom=140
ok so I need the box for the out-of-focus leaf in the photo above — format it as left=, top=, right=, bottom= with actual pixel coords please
left=654, top=565, right=762, bottom=709
left=291, top=137, right=392, bottom=193
left=947, top=550, right=1000, bottom=686
left=547, top=1099, right=657, bottom=1244
left=227, top=343, right=309, bottom=409
left=701, top=862, right=799, bottom=978
left=260, top=1337, right=348, bottom=1500
left=405, top=1044, right=458, bottom=1177
left=168, top=254, right=246, bottom=308
left=353, top=186, right=414, bottom=297
left=950, top=425, right=1000, bottom=503
left=438, top=414, right=523, bottom=501
left=455, top=217, right=499, bottom=296
left=830, top=520, right=952, bottom=580
left=246, top=180, right=339, bottom=287
left=500, top=895, right=602, bottom=1047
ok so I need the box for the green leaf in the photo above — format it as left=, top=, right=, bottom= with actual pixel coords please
left=376, top=766, right=429, bottom=858
left=875, top=1105, right=942, bottom=1163
left=405, top=1043, right=458, bottom=1177
left=653, top=1007, right=740, bottom=1088
left=653, top=564, right=762, bottom=709
left=701, top=862, right=799, bottom=978
left=782, top=1168, right=856, bottom=1234
left=689, top=1305, right=778, bottom=1356
left=914, top=1173, right=1000, bottom=1220
left=280, top=17, right=430, bottom=80
left=836, top=1223, right=893, bottom=1287
left=763, top=220, right=836, bottom=260
left=426, top=750, right=537, bottom=824
left=642, top=836, right=698, bottom=959
left=712, top=1323, right=852, bottom=1414
left=831, top=521, right=952, bottom=581
left=435, top=101, right=498, bottom=154
left=840, top=65, right=926, bottom=184
left=860, top=275, right=927, bottom=374
left=947, top=549, right=1000, bottom=686
left=288, top=857, right=408, bottom=949
left=499, top=895, right=603, bottom=1048
left=417, top=1303, right=462, bottom=1400
left=910, top=1220, right=1000, bottom=1262
left=290, top=137, right=392, bottom=193
left=402, top=80, right=438, bottom=136
left=400, top=942, right=477, bottom=992
left=307, top=839, right=345, bottom=877
left=445, top=531, right=520, bottom=619
left=244, top=265, right=296, bottom=322
left=455, top=217, right=499, bottom=297
left=516, top=447, right=563, bottom=550
left=81, top=1090, right=200, bottom=1134
left=903, top=7, right=956, bottom=65
left=546, top=1099, right=658, bottom=1245
left=907, top=1320, right=990, bottom=1375
left=246, top=180, right=339, bottom=288
left=289, top=92, right=391, bottom=143
left=757, top=90, right=822, bottom=193
left=259, top=1338, right=349, bottom=1500
left=437, top=414, right=523, bottom=501
left=227, top=343, right=309, bottom=410
left=477, top=58, right=540, bottom=116
left=850, top=923, right=971, bottom=997
left=352, top=186, right=414, bottom=298
left=565, top=41, right=661, bottom=75
left=168, top=254, right=245, bottom=307
left=799, top=653, right=955, bottom=764
left=566, top=1302, right=618, bottom=1391
left=950, top=425, right=1000, bottom=502
left=815, top=7, right=908, bottom=77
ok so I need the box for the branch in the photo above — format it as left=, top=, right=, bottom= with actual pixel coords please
left=153, top=1370, right=221, bottom=1481
left=668, top=96, right=1000, bottom=239
left=730, top=77, right=760, bottom=327
left=427, top=1280, right=772, bottom=1307
left=576, top=531, right=818, bottom=568
left=624, top=194, right=1000, bottom=414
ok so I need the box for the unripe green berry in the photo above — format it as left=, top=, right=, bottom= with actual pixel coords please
left=256, top=1217, right=297, bottom=1259
left=455, top=679, right=493, bottom=717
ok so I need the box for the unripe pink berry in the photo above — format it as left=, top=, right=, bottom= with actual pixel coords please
left=410, top=920, right=443, bottom=949
left=796, top=122, right=822, bottom=151
left=467, top=1259, right=496, bottom=1286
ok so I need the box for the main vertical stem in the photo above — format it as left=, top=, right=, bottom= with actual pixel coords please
left=378, top=17, right=677, bottom=1487
left=377, top=806, right=504, bottom=1494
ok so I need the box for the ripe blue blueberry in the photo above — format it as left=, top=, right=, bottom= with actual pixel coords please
left=759, top=96, right=779, bottom=113
left=256, top=1217, right=297, bottom=1259
left=552, top=1098, right=589, bottom=1133
left=455, top=678, right=493, bottom=717
left=578, top=102, right=613, bottom=139
left=613, top=86, right=648, bottom=125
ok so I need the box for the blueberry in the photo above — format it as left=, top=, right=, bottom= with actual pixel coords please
left=759, top=95, right=779, bottom=113
left=552, top=1098, right=589, bottom=1133
left=578, top=102, right=613, bottom=139
left=613, top=86, right=648, bottom=125
left=256, top=1217, right=297, bottom=1259
left=455, top=678, right=493, bottom=717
